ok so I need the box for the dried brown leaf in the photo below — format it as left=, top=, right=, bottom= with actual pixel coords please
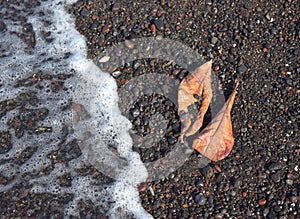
left=178, top=60, right=212, bottom=142
left=192, top=80, right=240, bottom=162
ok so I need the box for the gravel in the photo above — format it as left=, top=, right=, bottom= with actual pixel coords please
left=70, top=0, right=299, bottom=218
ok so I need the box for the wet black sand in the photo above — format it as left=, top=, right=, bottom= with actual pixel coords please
left=70, top=0, right=299, bottom=218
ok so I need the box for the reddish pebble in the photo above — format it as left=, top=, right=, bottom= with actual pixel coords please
left=102, top=24, right=112, bottom=34
left=172, top=69, right=180, bottom=76
left=214, top=164, right=222, bottom=172
left=258, top=199, right=266, bottom=206
left=157, top=10, right=165, bottom=17
left=137, top=182, right=150, bottom=192
left=151, top=24, right=156, bottom=34
left=214, top=65, right=220, bottom=71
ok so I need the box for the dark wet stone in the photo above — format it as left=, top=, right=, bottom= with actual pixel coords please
left=167, top=136, right=176, bottom=145
left=232, top=177, right=242, bottom=187
left=195, top=179, right=204, bottom=187
left=273, top=205, right=281, bottom=213
left=154, top=18, right=164, bottom=31
left=226, top=56, right=235, bottom=63
left=236, top=65, right=247, bottom=73
left=267, top=162, right=282, bottom=171
left=270, top=172, right=281, bottom=183
left=47, top=139, right=82, bottom=163
left=194, top=194, right=206, bottom=205
left=112, top=2, right=121, bottom=12
left=80, top=7, right=90, bottom=16
left=229, top=47, right=237, bottom=55
left=253, top=136, right=261, bottom=142
left=90, top=20, right=99, bottom=30
left=200, top=166, right=214, bottom=179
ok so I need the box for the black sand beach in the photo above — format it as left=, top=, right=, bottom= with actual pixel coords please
left=0, top=0, right=299, bottom=218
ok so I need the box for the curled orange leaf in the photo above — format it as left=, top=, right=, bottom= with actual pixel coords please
left=178, top=60, right=212, bottom=142
left=192, top=80, right=240, bottom=162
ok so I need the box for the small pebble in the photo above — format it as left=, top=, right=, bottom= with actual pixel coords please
left=286, top=179, right=293, bottom=185
left=258, top=199, right=267, bottom=206
left=98, top=55, right=110, bottom=63
left=151, top=24, right=156, bottom=34
left=270, top=172, right=281, bottom=183
left=263, top=208, right=269, bottom=217
left=236, top=65, right=247, bottom=73
left=154, top=18, right=164, bottom=31
left=268, top=162, right=282, bottom=171
left=289, top=195, right=298, bottom=203
left=137, top=182, right=150, bottom=192
left=214, top=65, right=220, bottom=71
left=112, top=71, right=122, bottom=77
left=112, top=2, right=121, bottom=12
left=195, top=194, right=206, bottom=205
left=80, top=7, right=89, bottom=16
left=211, top=37, right=218, bottom=44
left=124, top=40, right=135, bottom=49
left=102, top=24, right=111, bottom=34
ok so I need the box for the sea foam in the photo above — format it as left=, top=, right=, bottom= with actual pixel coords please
left=0, top=0, right=151, bottom=218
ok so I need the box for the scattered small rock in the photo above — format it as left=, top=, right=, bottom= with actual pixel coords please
left=80, top=7, right=90, bottom=16
left=236, top=65, right=247, bottom=73
left=138, top=182, right=151, bottom=192
left=258, top=199, right=267, bottom=206
left=268, top=162, right=282, bottom=171
left=151, top=24, right=157, bottom=34
left=98, top=55, right=110, bottom=63
left=211, top=37, right=218, bottom=44
left=102, top=24, right=112, bottom=34
left=270, top=172, right=281, bottom=183
left=289, top=195, right=298, bottom=203
left=112, top=2, right=121, bottom=12
left=154, top=18, right=164, bottom=31
left=195, top=194, right=206, bottom=205
left=124, top=39, right=135, bottom=49
left=112, top=71, right=122, bottom=77
left=286, top=179, right=293, bottom=185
